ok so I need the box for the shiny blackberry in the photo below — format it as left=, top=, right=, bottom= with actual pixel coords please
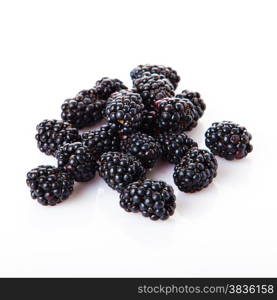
left=26, top=165, right=74, bottom=206
left=133, top=73, right=174, bottom=109
left=94, top=77, right=127, bottom=100
left=76, top=88, right=97, bottom=99
left=205, top=121, right=253, bottom=160
left=55, top=142, right=97, bottom=182
left=61, top=89, right=105, bottom=129
left=119, top=179, right=176, bottom=221
left=120, top=132, right=161, bottom=169
left=105, top=90, right=144, bottom=135
left=35, top=119, right=81, bottom=156
left=173, top=149, right=218, bottom=193
left=176, top=90, right=206, bottom=130
left=98, top=152, right=146, bottom=192
left=81, top=125, right=120, bottom=160
left=130, top=64, right=180, bottom=89
left=154, top=97, right=195, bottom=133
left=157, top=132, right=198, bottom=164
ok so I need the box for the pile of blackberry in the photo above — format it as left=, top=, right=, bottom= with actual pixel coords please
left=27, top=64, right=253, bottom=221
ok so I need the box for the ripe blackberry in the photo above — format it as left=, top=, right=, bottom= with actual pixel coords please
left=133, top=73, right=174, bottom=109
left=139, top=110, right=159, bottom=136
left=82, top=125, right=120, bottom=160
left=120, top=132, right=162, bottom=169
left=154, top=97, right=195, bottom=133
left=157, top=132, right=198, bottom=164
left=61, top=89, right=105, bottom=129
left=105, top=90, right=144, bottom=135
left=205, top=121, right=253, bottom=160
left=173, top=149, right=217, bottom=193
left=98, top=152, right=146, bottom=192
left=130, top=64, right=180, bottom=89
left=55, top=142, right=97, bottom=182
left=176, top=90, right=206, bottom=130
left=76, top=88, right=97, bottom=99
left=26, top=165, right=74, bottom=206
left=94, top=77, right=127, bottom=100
left=119, top=179, right=176, bottom=221
left=35, top=119, right=81, bottom=156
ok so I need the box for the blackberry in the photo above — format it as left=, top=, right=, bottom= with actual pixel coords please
left=55, top=142, right=97, bottom=182
left=157, top=132, right=198, bottom=164
left=94, top=77, right=127, bottom=100
left=119, top=179, right=176, bottom=221
left=139, top=110, right=159, bottom=136
left=154, top=97, right=195, bottom=133
left=120, top=132, right=161, bottom=169
left=133, top=73, right=174, bottom=109
left=98, top=152, right=146, bottom=192
left=105, top=90, right=144, bottom=135
left=76, top=88, right=97, bottom=99
left=173, top=149, right=217, bottom=193
left=26, top=165, right=74, bottom=206
left=176, top=90, right=206, bottom=130
left=130, top=64, right=180, bottom=89
left=82, top=125, right=120, bottom=160
left=35, top=119, right=81, bottom=156
left=61, top=89, right=105, bottom=129
left=205, top=121, right=253, bottom=160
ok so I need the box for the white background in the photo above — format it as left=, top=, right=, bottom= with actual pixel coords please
left=0, top=0, right=276, bottom=277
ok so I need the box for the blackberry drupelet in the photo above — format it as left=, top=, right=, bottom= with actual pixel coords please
left=98, top=152, right=146, bottom=192
left=56, top=142, right=97, bottom=182
left=120, top=132, right=162, bottom=169
left=82, top=125, right=120, bottom=160
left=35, top=119, right=81, bottom=156
left=154, top=97, right=195, bottom=133
left=119, top=179, right=176, bottom=221
left=133, top=73, right=174, bottom=109
left=173, top=149, right=217, bottom=193
left=139, top=110, right=158, bottom=136
left=130, top=64, right=180, bottom=89
left=105, top=90, right=144, bottom=135
left=205, top=121, right=253, bottom=160
left=176, top=90, right=206, bottom=130
left=94, top=77, right=127, bottom=100
left=157, top=132, right=198, bottom=164
left=61, top=89, right=105, bottom=129
left=26, top=165, right=74, bottom=206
